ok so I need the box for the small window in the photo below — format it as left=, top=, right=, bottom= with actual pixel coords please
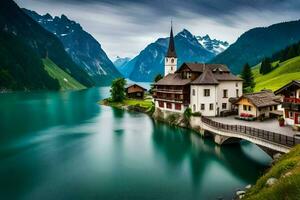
left=171, top=67, right=173, bottom=71
left=204, top=89, right=210, bottom=97
left=223, top=90, right=228, bottom=98
left=236, top=82, right=238, bottom=87
left=243, top=105, right=247, bottom=111
left=175, top=103, right=181, bottom=110
left=270, top=106, right=273, bottom=111
left=201, top=104, right=205, bottom=110
left=171, top=58, right=174, bottom=63
left=290, top=112, right=294, bottom=119
left=236, top=89, right=239, bottom=97
left=193, top=104, right=196, bottom=112
left=159, top=101, right=164, bottom=108
left=248, top=106, right=252, bottom=111
left=166, top=103, right=172, bottom=109
left=274, top=105, right=277, bottom=110
left=209, top=103, right=214, bottom=110
left=192, top=89, right=196, bottom=96
left=222, top=103, right=227, bottom=109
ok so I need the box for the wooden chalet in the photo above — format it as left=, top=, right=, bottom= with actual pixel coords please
left=275, top=80, right=300, bottom=126
left=125, top=84, right=147, bottom=99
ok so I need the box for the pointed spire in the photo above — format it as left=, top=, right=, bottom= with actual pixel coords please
left=166, top=21, right=177, bottom=58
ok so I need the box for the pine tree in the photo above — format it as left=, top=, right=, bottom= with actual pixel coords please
left=260, top=58, right=272, bottom=74
left=241, top=63, right=255, bottom=93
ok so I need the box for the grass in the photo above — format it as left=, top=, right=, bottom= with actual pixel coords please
left=243, top=145, right=300, bottom=200
left=253, top=56, right=300, bottom=92
left=43, top=58, right=86, bottom=91
left=101, top=96, right=153, bottom=111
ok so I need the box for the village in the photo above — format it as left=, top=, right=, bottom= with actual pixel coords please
left=104, top=25, right=300, bottom=158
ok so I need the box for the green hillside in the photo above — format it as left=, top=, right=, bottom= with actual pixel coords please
left=43, top=59, right=86, bottom=91
left=253, top=56, right=300, bottom=92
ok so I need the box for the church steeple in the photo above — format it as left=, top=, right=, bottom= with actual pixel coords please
left=166, top=22, right=177, bottom=58
left=164, top=22, right=178, bottom=76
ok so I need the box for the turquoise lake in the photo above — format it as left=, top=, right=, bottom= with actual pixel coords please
left=0, top=87, right=272, bottom=200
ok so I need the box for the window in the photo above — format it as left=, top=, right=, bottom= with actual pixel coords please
left=270, top=106, right=273, bottom=111
left=192, top=89, right=196, bottom=96
left=193, top=104, right=196, bottom=112
left=274, top=105, right=277, bottom=110
left=171, top=58, right=174, bottom=63
left=159, top=101, right=164, bottom=108
left=175, top=103, right=181, bottom=110
left=204, top=89, right=210, bottom=97
left=222, top=103, right=227, bottom=109
left=171, top=67, right=173, bottom=71
left=236, top=82, right=238, bottom=87
left=290, top=111, right=294, bottom=119
left=248, top=106, right=252, bottom=111
left=210, top=103, right=214, bottom=110
left=166, top=103, right=172, bottom=109
left=223, top=89, right=228, bottom=98
left=201, top=104, right=205, bottom=110
left=236, top=89, right=239, bottom=97
left=243, top=105, right=247, bottom=111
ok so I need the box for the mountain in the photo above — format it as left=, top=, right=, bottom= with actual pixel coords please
left=24, top=9, right=122, bottom=85
left=0, top=0, right=96, bottom=91
left=113, top=56, right=131, bottom=75
left=211, top=20, right=300, bottom=74
left=126, top=29, right=215, bottom=82
left=196, top=35, right=229, bottom=55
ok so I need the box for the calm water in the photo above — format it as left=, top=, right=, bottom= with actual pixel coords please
left=0, top=87, right=271, bottom=200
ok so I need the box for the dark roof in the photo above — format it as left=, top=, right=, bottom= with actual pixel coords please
left=153, top=73, right=191, bottom=86
left=235, top=90, right=280, bottom=108
left=213, top=73, right=243, bottom=81
left=191, top=69, right=219, bottom=85
left=274, top=80, right=300, bottom=95
left=178, top=63, right=230, bottom=73
left=166, top=26, right=177, bottom=58
left=125, top=84, right=147, bottom=91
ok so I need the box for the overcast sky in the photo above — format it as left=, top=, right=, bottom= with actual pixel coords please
left=15, top=0, right=300, bottom=60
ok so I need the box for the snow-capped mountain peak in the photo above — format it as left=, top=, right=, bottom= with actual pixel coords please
left=196, top=35, right=229, bottom=55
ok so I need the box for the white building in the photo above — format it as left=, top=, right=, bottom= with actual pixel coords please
left=152, top=26, right=243, bottom=116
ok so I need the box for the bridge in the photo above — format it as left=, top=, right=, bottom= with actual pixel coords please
left=192, top=116, right=300, bottom=156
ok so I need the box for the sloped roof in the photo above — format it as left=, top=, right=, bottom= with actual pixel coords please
left=178, top=63, right=230, bottom=73
left=213, top=73, right=243, bottom=81
left=191, top=69, right=219, bottom=85
left=125, top=84, right=147, bottom=91
left=235, top=90, right=280, bottom=108
left=153, top=73, right=191, bottom=86
left=274, top=80, right=300, bottom=95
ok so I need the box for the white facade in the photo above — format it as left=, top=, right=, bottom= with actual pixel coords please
left=164, top=57, right=177, bottom=76
left=155, top=100, right=186, bottom=113
left=190, top=81, right=243, bottom=116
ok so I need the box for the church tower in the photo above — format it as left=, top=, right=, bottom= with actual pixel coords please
left=164, top=23, right=177, bottom=76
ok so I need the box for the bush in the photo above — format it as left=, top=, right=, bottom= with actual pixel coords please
left=192, top=112, right=202, bottom=117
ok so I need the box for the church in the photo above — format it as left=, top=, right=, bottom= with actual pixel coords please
left=152, top=25, right=243, bottom=116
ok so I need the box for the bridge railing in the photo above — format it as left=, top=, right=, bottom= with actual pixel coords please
left=201, top=116, right=300, bottom=147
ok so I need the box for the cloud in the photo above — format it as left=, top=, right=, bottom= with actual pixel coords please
left=15, top=0, right=300, bottom=59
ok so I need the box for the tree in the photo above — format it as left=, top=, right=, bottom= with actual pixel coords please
left=183, top=107, right=192, bottom=127
left=241, top=63, right=255, bottom=93
left=260, top=58, right=272, bottom=74
left=110, top=78, right=126, bottom=102
left=154, top=74, right=163, bottom=83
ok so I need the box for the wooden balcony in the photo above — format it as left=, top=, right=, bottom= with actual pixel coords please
left=283, top=98, right=300, bottom=111
left=152, top=88, right=184, bottom=94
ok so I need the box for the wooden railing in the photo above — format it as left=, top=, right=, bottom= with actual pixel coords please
left=284, top=97, right=300, bottom=104
left=152, top=88, right=184, bottom=94
left=201, top=116, right=300, bottom=147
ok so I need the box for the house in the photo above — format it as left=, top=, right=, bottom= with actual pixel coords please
left=275, top=80, right=300, bottom=126
left=152, top=25, right=243, bottom=116
left=233, top=90, right=281, bottom=119
left=125, top=84, right=147, bottom=99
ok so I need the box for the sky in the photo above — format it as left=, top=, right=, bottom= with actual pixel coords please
left=15, top=0, right=300, bottom=60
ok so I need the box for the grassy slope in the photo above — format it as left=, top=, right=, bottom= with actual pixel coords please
left=101, top=98, right=153, bottom=109
left=253, top=56, right=300, bottom=92
left=244, top=145, right=300, bottom=200
left=43, top=58, right=86, bottom=91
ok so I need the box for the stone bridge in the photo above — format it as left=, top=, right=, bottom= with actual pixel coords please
left=191, top=116, right=300, bottom=156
